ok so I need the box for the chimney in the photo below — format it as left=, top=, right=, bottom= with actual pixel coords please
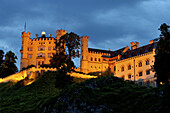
left=149, top=40, right=154, bottom=44
left=49, top=34, right=51, bottom=37
left=36, top=34, right=38, bottom=38
left=131, top=42, right=139, bottom=50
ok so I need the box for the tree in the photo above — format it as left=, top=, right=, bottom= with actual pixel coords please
left=0, top=50, right=4, bottom=76
left=50, top=32, right=80, bottom=70
left=1, top=51, right=18, bottom=78
left=154, top=23, right=170, bottom=86
left=56, top=32, right=80, bottom=60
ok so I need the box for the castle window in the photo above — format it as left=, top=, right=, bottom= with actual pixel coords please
left=48, top=47, right=51, bottom=50
left=99, top=58, right=100, bottom=62
left=21, top=53, right=23, bottom=58
left=42, top=61, right=44, bottom=65
left=38, top=53, right=45, bottom=57
left=146, top=59, right=149, bottom=65
left=114, top=66, right=116, bottom=71
left=38, top=61, right=40, bottom=65
left=53, top=47, right=55, bottom=50
left=82, top=56, right=83, bottom=59
left=48, top=53, right=51, bottom=58
left=95, top=58, right=97, bottom=61
left=31, top=43, right=32, bottom=45
left=91, top=57, right=93, bottom=61
left=30, top=54, right=32, bottom=58
left=128, top=65, right=131, bottom=70
left=139, top=62, right=142, bottom=67
left=146, top=70, right=150, bottom=75
left=139, top=72, right=143, bottom=76
left=91, top=66, right=92, bottom=68
left=82, top=44, right=83, bottom=47
left=30, top=47, right=32, bottom=51
left=128, top=75, right=131, bottom=79
left=121, top=66, right=124, bottom=72
left=49, top=42, right=51, bottom=44
left=38, top=47, right=45, bottom=51
left=99, top=67, right=100, bottom=69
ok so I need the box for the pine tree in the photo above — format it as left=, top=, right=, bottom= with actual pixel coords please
left=1, top=51, right=18, bottom=78
left=154, top=23, right=170, bottom=86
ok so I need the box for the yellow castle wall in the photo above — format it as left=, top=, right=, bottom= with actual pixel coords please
left=115, top=50, right=155, bottom=81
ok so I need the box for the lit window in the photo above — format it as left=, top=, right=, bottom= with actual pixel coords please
left=146, top=70, right=150, bottom=75
left=139, top=62, right=142, bottom=67
left=128, top=65, right=131, bottom=70
left=121, top=66, right=124, bottom=72
left=139, top=72, right=143, bottom=76
left=146, top=60, right=149, bottom=65
left=48, top=53, right=51, bottom=58
left=48, top=47, right=51, bottom=50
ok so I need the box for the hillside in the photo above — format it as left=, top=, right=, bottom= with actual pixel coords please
left=0, top=71, right=169, bottom=113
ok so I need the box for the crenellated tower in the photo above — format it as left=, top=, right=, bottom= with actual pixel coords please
left=20, top=31, right=31, bottom=70
left=56, top=29, right=67, bottom=40
left=80, top=36, right=89, bottom=73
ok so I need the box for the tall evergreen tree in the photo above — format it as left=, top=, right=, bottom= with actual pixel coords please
left=154, top=23, right=170, bottom=86
left=1, top=51, right=18, bottom=78
left=0, top=50, right=4, bottom=76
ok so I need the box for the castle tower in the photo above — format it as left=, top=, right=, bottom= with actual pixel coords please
left=20, top=31, right=31, bottom=70
left=56, top=29, right=67, bottom=54
left=80, top=36, right=89, bottom=73
left=56, top=29, right=67, bottom=40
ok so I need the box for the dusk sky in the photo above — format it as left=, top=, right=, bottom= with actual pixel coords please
left=0, top=0, right=170, bottom=69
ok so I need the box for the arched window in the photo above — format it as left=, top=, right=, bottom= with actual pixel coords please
left=139, top=62, right=142, bottom=67
left=128, top=65, right=131, bottom=70
left=99, top=58, right=100, bottom=62
left=91, top=57, right=93, bottom=61
left=121, top=66, right=124, bottom=72
left=146, top=59, right=149, bottom=65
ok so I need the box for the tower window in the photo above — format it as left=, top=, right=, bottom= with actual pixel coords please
left=146, top=59, right=149, bottom=65
left=139, top=62, right=142, bottom=67
left=91, top=57, right=93, bottom=61
left=30, top=47, right=32, bottom=51
left=48, top=53, right=51, bottom=58
left=30, top=54, right=32, bottom=58
left=48, top=47, right=51, bottom=50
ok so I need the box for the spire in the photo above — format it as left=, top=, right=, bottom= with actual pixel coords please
left=24, top=22, right=26, bottom=32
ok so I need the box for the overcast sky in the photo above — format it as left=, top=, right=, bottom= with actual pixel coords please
left=0, top=0, right=170, bottom=69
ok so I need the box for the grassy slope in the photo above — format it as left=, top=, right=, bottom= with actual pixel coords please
left=0, top=71, right=62, bottom=113
left=0, top=72, right=169, bottom=113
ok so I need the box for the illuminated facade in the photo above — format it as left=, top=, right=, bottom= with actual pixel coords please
left=20, top=29, right=66, bottom=70
left=80, top=36, right=156, bottom=86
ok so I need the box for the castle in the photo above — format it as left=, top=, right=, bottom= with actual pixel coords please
left=20, top=29, right=157, bottom=86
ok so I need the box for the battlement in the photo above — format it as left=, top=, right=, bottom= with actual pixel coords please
left=81, top=36, right=89, bottom=39
left=56, top=29, right=67, bottom=37
left=22, top=31, right=31, bottom=37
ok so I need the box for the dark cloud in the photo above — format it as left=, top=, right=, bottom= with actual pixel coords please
left=0, top=0, right=170, bottom=68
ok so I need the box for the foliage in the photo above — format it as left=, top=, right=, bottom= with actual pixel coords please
left=0, top=50, right=18, bottom=78
left=154, top=23, right=170, bottom=86
left=0, top=50, right=4, bottom=76
left=56, top=32, right=80, bottom=60
left=20, top=64, right=35, bottom=71
left=42, top=76, right=170, bottom=113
